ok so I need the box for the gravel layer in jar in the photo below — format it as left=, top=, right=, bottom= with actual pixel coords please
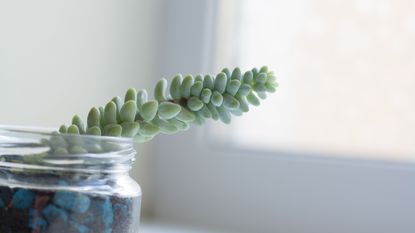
left=0, top=185, right=140, bottom=233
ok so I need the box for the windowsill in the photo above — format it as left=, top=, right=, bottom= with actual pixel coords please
left=140, top=220, right=228, bottom=233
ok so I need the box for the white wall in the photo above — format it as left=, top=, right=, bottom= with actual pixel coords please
left=0, top=0, right=162, bottom=217
left=0, top=0, right=161, bottom=127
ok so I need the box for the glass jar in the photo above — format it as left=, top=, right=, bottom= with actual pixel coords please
left=0, top=125, right=141, bottom=233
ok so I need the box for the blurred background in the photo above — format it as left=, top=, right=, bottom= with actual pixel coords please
left=1, top=0, right=414, bottom=232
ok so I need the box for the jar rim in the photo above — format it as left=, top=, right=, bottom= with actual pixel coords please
left=0, top=124, right=134, bottom=143
left=0, top=124, right=136, bottom=174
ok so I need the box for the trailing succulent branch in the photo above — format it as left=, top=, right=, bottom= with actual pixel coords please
left=59, top=66, right=278, bottom=143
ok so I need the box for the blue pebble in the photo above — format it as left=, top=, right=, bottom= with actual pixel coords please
left=114, top=203, right=128, bottom=218
left=54, top=191, right=91, bottom=213
left=33, top=218, right=47, bottom=230
left=0, top=198, right=4, bottom=208
left=42, top=204, right=68, bottom=222
left=77, top=212, right=95, bottom=225
left=75, top=194, right=91, bottom=213
left=114, top=203, right=127, bottom=216
left=28, top=209, right=39, bottom=221
left=101, top=198, right=113, bottom=228
left=70, top=220, right=90, bottom=233
left=70, top=211, right=96, bottom=226
left=76, top=225, right=89, bottom=233
left=53, top=191, right=74, bottom=209
left=28, top=209, right=48, bottom=230
left=11, top=189, right=35, bottom=209
left=103, top=228, right=112, bottom=233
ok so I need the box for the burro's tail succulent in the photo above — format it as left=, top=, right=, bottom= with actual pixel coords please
left=59, top=66, right=278, bottom=143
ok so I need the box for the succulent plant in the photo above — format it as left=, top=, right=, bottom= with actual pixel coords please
left=0, top=66, right=278, bottom=233
left=59, top=66, right=278, bottom=143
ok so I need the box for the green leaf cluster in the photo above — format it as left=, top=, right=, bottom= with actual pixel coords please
left=59, top=66, right=278, bottom=143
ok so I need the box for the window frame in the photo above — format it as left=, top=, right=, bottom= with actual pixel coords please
left=148, top=1, right=415, bottom=232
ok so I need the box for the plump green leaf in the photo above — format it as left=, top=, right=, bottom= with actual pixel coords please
left=187, top=96, right=204, bottom=111
left=235, top=94, right=249, bottom=112
left=243, top=71, right=253, bottom=84
left=199, top=105, right=212, bottom=118
left=104, top=101, right=118, bottom=125
left=257, top=91, right=267, bottom=100
left=251, top=67, right=259, bottom=77
left=136, top=89, right=148, bottom=111
left=85, top=143, right=102, bottom=153
left=121, top=122, right=140, bottom=137
left=72, top=115, right=85, bottom=134
left=259, top=66, right=268, bottom=73
left=120, top=100, right=137, bottom=122
left=214, top=72, right=227, bottom=93
left=176, top=107, right=196, bottom=122
left=221, top=68, right=231, bottom=77
left=191, top=81, right=203, bottom=97
left=54, top=147, right=69, bottom=155
left=103, top=124, right=122, bottom=137
left=152, top=117, right=178, bottom=134
left=203, top=75, right=214, bottom=89
left=247, top=91, right=260, bottom=106
left=238, top=83, right=251, bottom=96
left=168, top=118, right=189, bottom=131
left=226, top=79, right=241, bottom=96
left=141, top=100, right=158, bottom=122
left=59, top=125, right=67, bottom=134
left=170, top=74, right=183, bottom=100
left=253, top=83, right=266, bottom=92
left=268, top=74, right=277, bottom=83
left=181, top=75, right=194, bottom=98
left=112, top=96, right=123, bottom=119
left=230, top=109, right=243, bottom=116
left=211, top=91, right=223, bottom=107
left=207, top=103, right=219, bottom=120
left=99, top=106, right=105, bottom=126
left=69, top=146, right=88, bottom=154
left=139, top=122, right=160, bottom=136
left=155, top=78, right=168, bottom=102
left=193, top=112, right=206, bottom=125
left=86, top=126, right=101, bottom=136
left=265, top=82, right=277, bottom=93
left=49, top=133, right=68, bottom=149
left=194, top=74, right=203, bottom=82
left=200, top=88, right=212, bottom=103
left=67, top=124, right=80, bottom=134
left=135, top=134, right=154, bottom=143
left=87, top=107, right=100, bottom=128
left=223, top=93, right=240, bottom=110
left=217, top=105, right=231, bottom=124
left=125, top=88, right=137, bottom=102
left=255, top=73, right=267, bottom=84
left=158, top=102, right=181, bottom=119
left=231, top=67, right=242, bottom=80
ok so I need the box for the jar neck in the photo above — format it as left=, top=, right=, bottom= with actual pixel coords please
left=0, top=125, right=136, bottom=176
